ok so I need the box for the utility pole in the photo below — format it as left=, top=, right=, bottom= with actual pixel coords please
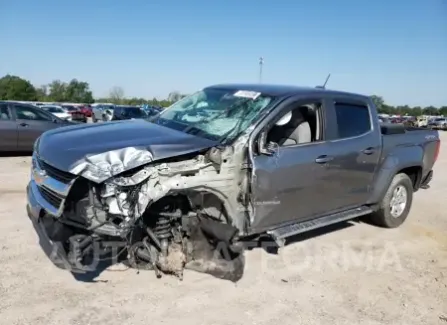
left=259, top=57, right=264, bottom=83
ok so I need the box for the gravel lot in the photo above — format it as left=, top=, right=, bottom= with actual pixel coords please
left=1, top=133, right=446, bottom=325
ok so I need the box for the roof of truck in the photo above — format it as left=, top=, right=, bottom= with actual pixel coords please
left=207, top=83, right=368, bottom=99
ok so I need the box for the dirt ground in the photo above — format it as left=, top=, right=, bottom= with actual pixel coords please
left=0, top=133, right=446, bottom=325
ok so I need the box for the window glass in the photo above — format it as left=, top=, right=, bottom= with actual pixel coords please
left=334, top=103, right=371, bottom=138
left=0, top=104, right=11, bottom=120
left=266, top=102, right=320, bottom=146
left=42, top=106, right=65, bottom=113
left=62, top=105, right=77, bottom=111
left=15, top=105, right=52, bottom=121
left=157, top=88, right=274, bottom=142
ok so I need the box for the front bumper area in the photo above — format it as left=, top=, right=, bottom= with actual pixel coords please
left=27, top=182, right=89, bottom=273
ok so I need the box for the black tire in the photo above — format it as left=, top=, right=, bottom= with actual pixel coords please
left=369, top=173, right=413, bottom=228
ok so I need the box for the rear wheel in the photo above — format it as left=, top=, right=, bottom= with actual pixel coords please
left=369, top=173, right=413, bottom=228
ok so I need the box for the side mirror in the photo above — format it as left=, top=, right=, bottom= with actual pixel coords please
left=258, top=131, right=278, bottom=156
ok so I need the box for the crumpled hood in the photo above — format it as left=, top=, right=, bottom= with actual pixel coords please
left=37, top=119, right=218, bottom=183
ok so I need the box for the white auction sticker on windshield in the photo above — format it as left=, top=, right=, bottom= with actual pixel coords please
left=233, top=90, right=261, bottom=99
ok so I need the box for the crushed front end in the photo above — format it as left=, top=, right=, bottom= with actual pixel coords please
left=26, top=146, right=250, bottom=282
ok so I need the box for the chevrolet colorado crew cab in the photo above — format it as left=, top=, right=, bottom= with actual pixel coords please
left=26, top=84, right=440, bottom=281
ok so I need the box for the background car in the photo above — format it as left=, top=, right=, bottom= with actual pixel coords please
left=40, top=105, right=72, bottom=121
left=91, top=103, right=115, bottom=122
left=378, top=116, right=391, bottom=124
left=428, top=117, right=447, bottom=130
left=110, top=105, right=149, bottom=121
left=78, top=105, right=92, bottom=117
left=416, top=116, right=429, bottom=127
left=61, top=104, right=88, bottom=123
left=0, top=101, right=75, bottom=151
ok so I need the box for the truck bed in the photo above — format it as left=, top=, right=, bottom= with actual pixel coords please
left=381, top=123, right=439, bottom=179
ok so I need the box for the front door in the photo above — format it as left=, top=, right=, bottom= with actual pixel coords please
left=13, top=104, right=57, bottom=151
left=251, top=141, right=342, bottom=231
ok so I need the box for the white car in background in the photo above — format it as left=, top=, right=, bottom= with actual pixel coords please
left=40, top=105, right=72, bottom=121
left=91, top=103, right=115, bottom=122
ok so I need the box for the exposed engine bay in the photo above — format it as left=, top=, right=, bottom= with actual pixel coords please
left=47, top=145, right=251, bottom=282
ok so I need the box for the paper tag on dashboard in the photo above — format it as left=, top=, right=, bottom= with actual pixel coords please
left=233, top=90, right=261, bottom=99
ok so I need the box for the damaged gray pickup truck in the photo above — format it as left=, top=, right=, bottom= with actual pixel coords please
left=27, top=84, right=441, bottom=281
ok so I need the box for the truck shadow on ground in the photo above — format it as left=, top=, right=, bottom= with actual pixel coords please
left=70, top=260, right=125, bottom=283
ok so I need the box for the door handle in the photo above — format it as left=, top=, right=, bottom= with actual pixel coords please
left=19, top=123, right=29, bottom=127
left=315, top=155, right=334, bottom=164
left=362, top=147, right=375, bottom=155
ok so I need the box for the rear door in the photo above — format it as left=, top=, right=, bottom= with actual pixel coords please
left=12, top=104, right=58, bottom=151
left=0, top=103, right=18, bottom=151
left=322, top=97, right=381, bottom=209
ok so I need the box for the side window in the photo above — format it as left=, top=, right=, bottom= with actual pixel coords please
left=334, top=103, right=371, bottom=138
left=265, top=101, right=322, bottom=147
left=0, top=104, right=11, bottom=120
left=15, top=105, right=52, bottom=121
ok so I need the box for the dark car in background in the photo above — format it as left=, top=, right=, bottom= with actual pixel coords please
left=109, top=105, right=149, bottom=121
left=0, top=101, right=75, bottom=151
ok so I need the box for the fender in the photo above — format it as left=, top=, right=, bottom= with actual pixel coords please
left=367, top=145, right=423, bottom=204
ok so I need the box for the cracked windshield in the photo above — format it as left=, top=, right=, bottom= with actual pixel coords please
left=156, top=88, right=274, bottom=141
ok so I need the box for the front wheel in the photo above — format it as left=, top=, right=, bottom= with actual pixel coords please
left=369, top=173, right=413, bottom=228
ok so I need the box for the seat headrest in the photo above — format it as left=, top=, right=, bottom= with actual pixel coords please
left=286, top=109, right=304, bottom=127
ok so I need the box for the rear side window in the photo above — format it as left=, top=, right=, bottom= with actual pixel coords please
left=334, top=103, right=371, bottom=138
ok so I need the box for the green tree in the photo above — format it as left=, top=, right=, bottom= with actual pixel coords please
left=412, top=106, right=423, bottom=117
left=65, top=79, right=94, bottom=103
left=370, top=95, right=385, bottom=112
left=423, top=106, right=439, bottom=116
left=47, top=80, right=68, bottom=102
left=439, top=106, right=447, bottom=116
left=36, top=85, right=48, bottom=101
left=109, top=86, right=125, bottom=104
left=0, top=75, right=38, bottom=100
left=47, top=79, right=94, bottom=103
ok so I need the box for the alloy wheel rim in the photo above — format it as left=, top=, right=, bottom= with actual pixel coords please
left=390, top=185, right=407, bottom=218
